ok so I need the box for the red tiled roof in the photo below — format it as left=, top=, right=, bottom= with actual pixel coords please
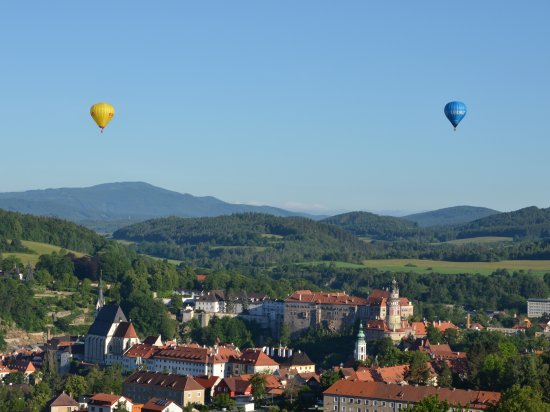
left=194, top=375, right=221, bottom=390
left=411, top=322, right=427, bottom=336
left=431, top=321, right=458, bottom=332
left=142, top=398, right=177, bottom=412
left=90, top=393, right=126, bottom=406
left=124, top=344, right=162, bottom=359
left=371, top=365, right=407, bottom=384
left=286, top=290, right=368, bottom=305
left=234, top=349, right=279, bottom=367
left=114, top=322, right=139, bottom=339
left=154, top=344, right=238, bottom=364
left=354, top=368, right=375, bottom=382
left=124, top=371, right=204, bottom=392
left=50, top=392, right=79, bottom=407
left=324, top=380, right=500, bottom=410
left=218, top=377, right=252, bottom=395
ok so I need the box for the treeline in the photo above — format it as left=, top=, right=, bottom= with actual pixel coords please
left=368, top=238, right=550, bottom=261
left=270, top=265, right=550, bottom=313
left=0, top=209, right=107, bottom=254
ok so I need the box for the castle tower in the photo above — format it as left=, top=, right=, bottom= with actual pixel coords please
left=387, top=278, right=401, bottom=332
left=354, top=322, right=367, bottom=362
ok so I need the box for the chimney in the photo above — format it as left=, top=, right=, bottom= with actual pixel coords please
left=466, top=313, right=471, bottom=329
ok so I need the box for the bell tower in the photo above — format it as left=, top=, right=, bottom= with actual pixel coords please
left=354, top=322, right=367, bottom=362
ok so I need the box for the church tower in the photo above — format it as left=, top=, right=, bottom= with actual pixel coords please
left=387, top=278, right=401, bottom=332
left=354, top=322, right=367, bottom=362
left=95, top=271, right=105, bottom=317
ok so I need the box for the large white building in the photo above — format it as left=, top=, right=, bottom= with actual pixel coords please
left=527, top=298, right=550, bottom=318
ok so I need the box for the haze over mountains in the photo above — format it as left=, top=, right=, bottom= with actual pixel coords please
left=0, top=181, right=510, bottom=233
left=0, top=182, right=320, bottom=232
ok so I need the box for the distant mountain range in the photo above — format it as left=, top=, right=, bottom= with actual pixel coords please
left=0, top=182, right=321, bottom=232
left=0, top=182, right=523, bottom=235
left=403, top=206, right=500, bottom=227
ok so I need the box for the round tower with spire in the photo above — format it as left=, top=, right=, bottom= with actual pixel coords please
left=354, top=321, right=367, bottom=361
left=387, top=278, right=402, bottom=332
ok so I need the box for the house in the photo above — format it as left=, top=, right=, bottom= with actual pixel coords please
left=88, top=393, right=133, bottom=412
left=228, top=348, right=279, bottom=375
left=49, top=392, right=80, bottom=412
left=214, top=377, right=252, bottom=398
left=323, top=380, right=500, bottom=412
left=194, top=375, right=222, bottom=403
left=141, top=398, right=182, bottom=412
left=271, top=349, right=315, bottom=373
left=419, top=340, right=466, bottom=360
left=123, top=371, right=205, bottom=407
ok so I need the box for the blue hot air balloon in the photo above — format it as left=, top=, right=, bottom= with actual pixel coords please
left=444, top=101, right=467, bottom=130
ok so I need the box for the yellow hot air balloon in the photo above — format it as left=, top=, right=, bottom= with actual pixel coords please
left=90, top=102, right=115, bottom=132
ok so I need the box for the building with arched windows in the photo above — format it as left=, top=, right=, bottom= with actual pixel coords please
left=84, top=303, right=140, bottom=365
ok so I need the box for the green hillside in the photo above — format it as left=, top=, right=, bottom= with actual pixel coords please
left=2, top=240, right=86, bottom=266
left=113, top=213, right=371, bottom=268
left=0, top=209, right=107, bottom=254
left=322, top=211, right=418, bottom=240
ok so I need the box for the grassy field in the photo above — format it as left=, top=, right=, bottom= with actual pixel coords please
left=3, top=240, right=85, bottom=265
left=362, top=258, right=550, bottom=276
left=443, top=236, right=513, bottom=245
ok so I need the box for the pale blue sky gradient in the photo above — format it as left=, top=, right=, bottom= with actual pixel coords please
left=1, top=1, right=549, bottom=214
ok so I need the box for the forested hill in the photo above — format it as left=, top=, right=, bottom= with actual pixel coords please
left=454, top=206, right=550, bottom=239
left=322, top=211, right=418, bottom=240
left=0, top=209, right=106, bottom=254
left=0, top=182, right=320, bottom=232
left=113, top=213, right=371, bottom=266
left=403, top=206, right=500, bottom=227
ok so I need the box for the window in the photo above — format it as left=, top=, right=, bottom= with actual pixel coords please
left=334, top=407, right=337, bottom=411
left=373, top=401, right=377, bottom=406
left=364, top=400, right=370, bottom=405
left=334, top=397, right=339, bottom=402
left=342, top=398, right=346, bottom=403
left=349, top=398, right=354, bottom=403
left=382, top=401, right=386, bottom=406
left=356, top=399, right=361, bottom=404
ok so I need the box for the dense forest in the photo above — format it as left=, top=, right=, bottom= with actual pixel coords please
left=0, top=209, right=107, bottom=254
left=325, top=207, right=550, bottom=242
left=114, top=213, right=371, bottom=268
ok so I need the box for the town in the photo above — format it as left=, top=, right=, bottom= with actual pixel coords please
left=1, top=270, right=549, bottom=411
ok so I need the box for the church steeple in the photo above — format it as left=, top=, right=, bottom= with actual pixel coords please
left=95, top=271, right=105, bottom=317
left=354, top=321, right=367, bottom=362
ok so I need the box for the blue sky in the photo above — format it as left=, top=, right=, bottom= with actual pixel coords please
left=1, top=1, right=549, bottom=214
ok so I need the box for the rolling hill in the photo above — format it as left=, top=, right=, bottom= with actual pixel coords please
left=0, top=182, right=321, bottom=233
left=322, top=211, right=418, bottom=240
left=113, top=213, right=371, bottom=267
left=403, top=206, right=500, bottom=227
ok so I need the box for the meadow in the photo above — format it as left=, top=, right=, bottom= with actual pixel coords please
left=3, top=240, right=85, bottom=266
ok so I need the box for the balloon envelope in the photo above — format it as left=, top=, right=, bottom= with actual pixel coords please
left=90, top=103, right=115, bottom=131
left=444, top=101, right=467, bottom=129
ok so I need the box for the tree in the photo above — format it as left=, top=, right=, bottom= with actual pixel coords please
left=320, top=370, right=340, bottom=390
left=405, top=395, right=452, bottom=411
left=437, top=361, right=453, bottom=388
left=426, top=324, right=444, bottom=344
left=65, top=374, right=88, bottom=398
left=251, top=373, right=267, bottom=400
left=113, top=401, right=130, bottom=412
left=405, top=351, right=431, bottom=385
left=490, top=385, right=550, bottom=412
left=213, top=394, right=236, bottom=410
left=279, top=323, right=290, bottom=347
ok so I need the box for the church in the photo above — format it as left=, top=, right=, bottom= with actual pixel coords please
left=84, top=280, right=140, bottom=365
